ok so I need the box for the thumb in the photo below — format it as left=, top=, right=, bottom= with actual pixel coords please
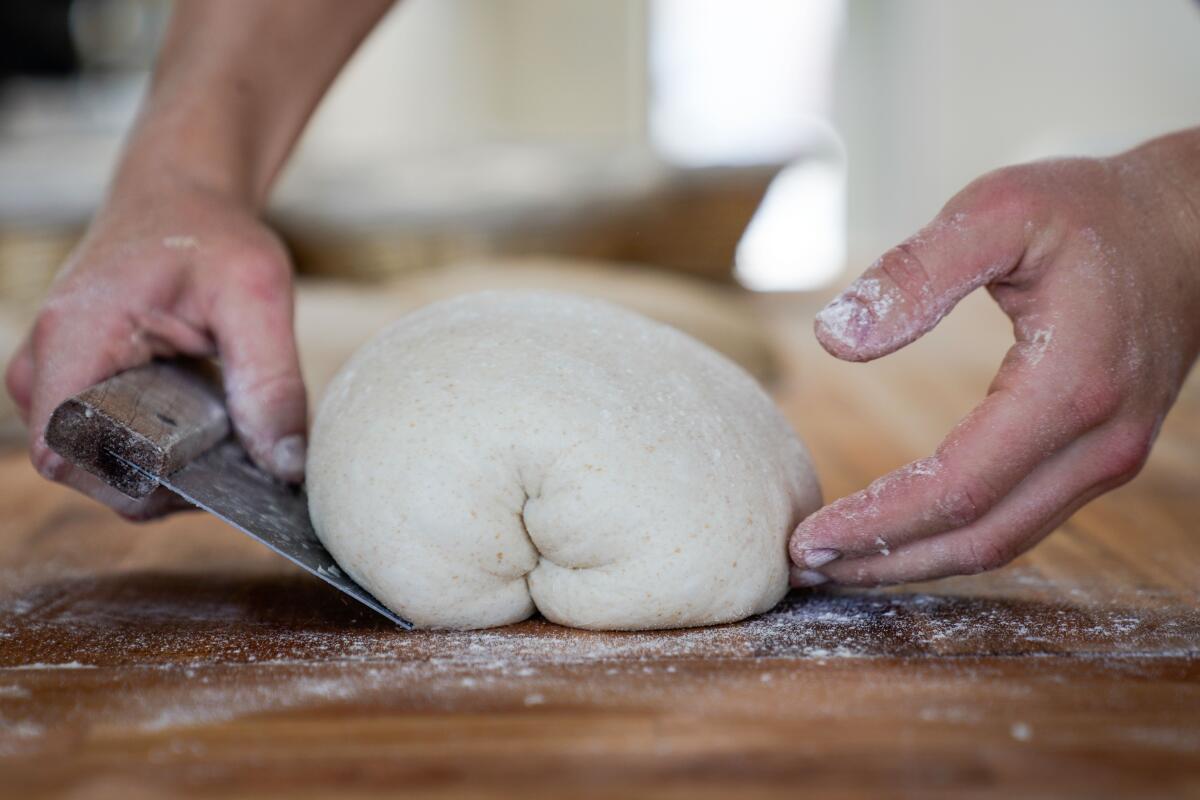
left=816, top=188, right=1031, bottom=362
left=210, top=260, right=308, bottom=484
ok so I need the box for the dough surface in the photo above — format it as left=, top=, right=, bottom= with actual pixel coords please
left=307, top=291, right=820, bottom=630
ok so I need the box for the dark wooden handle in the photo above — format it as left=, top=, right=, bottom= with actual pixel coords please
left=45, top=359, right=230, bottom=499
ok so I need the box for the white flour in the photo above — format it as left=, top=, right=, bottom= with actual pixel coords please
left=1, top=578, right=1196, bottom=745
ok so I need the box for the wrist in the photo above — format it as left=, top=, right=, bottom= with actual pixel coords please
left=109, top=88, right=272, bottom=212
left=101, top=0, right=395, bottom=215
left=1120, top=129, right=1200, bottom=372
left=1121, top=128, right=1200, bottom=265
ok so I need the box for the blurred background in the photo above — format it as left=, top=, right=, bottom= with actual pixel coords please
left=1, top=0, right=1200, bottom=431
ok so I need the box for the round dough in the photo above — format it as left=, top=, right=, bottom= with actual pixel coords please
left=307, top=291, right=820, bottom=630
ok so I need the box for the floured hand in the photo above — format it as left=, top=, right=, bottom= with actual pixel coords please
left=789, top=128, right=1200, bottom=587
left=3, top=0, right=400, bottom=519
left=5, top=172, right=306, bottom=519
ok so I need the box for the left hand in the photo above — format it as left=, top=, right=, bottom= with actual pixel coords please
left=788, top=130, right=1200, bottom=587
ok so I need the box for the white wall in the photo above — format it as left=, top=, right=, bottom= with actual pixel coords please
left=291, top=0, right=648, bottom=170
left=290, top=0, right=1200, bottom=286
left=31, top=0, right=1189, bottom=282
left=838, top=0, right=1200, bottom=262
left=294, top=1, right=495, bottom=161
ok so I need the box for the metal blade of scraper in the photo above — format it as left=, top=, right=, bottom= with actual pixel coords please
left=46, top=359, right=412, bottom=628
left=130, top=440, right=410, bottom=628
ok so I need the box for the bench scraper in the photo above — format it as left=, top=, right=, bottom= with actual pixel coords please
left=45, top=359, right=411, bottom=628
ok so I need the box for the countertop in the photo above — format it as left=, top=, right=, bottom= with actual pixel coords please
left=1, top=291, right=1197, bottom=799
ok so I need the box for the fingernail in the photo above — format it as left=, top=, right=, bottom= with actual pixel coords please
left=32, top=436, right=67, bottom=481
left=271, top=434, right=307, bottom=483
left=815, top=293, right=871, bottom=350
left=802, top=548, right=841, bottom=569
left=790, top=568, right=829, bottom=588
left=34, top=451, right=67, bottom=482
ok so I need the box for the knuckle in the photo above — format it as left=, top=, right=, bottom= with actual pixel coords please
left=230, top=245, right=292, bottom=304
left=1065, top=379, right=1122, bottom=428
left=30, top=304, right=67, bottom=347
left=878, top=241, right=936, bottom=308
left=225, top=369, right=306, bottom=436
left=936, top=473, right=1001, bottom=527
left=4, top=355, right=28, bottom=408
left=965, top=536, right=1018, bottom=573
left=232, top=368, right=303, bottom=406
left=1094, top=423, right=1155, bottom=485
left=960, top=165, right=1038, bottom=220
left=31, top=296, right=124, bottom=355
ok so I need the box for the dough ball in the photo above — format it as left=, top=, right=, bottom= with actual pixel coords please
left=307, top=291, right=820, bottom=630
left=294, top=255, right=779, bottom=413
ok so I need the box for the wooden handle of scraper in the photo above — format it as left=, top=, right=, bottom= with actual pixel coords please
left=44, top=359, right=230, bottom=499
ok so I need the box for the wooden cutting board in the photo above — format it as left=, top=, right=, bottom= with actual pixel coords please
left=0, top=291, right=1197, bottom=799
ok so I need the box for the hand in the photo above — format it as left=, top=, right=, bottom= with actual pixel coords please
left=789, top=130, right=1200, bottom=587
left=5, top=171, right=307, bottom=519
left=4, top=0, right=398, bottom=518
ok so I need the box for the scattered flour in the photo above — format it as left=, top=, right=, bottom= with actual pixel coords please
left=162, top=235, right=199, bottom=251
left=815, top=208, right=1016, bottom=361
left=13, top=661, right=95, bottom=670
left=1, top=583, right=1196, bottom=745
left=138, top=675, right=360, bottom=733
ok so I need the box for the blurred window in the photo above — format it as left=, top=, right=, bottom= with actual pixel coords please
left=650, top=0, right=843, bottom=166
left=650, top=0, right=847, bottom=290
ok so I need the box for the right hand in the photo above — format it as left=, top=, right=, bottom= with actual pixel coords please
left=789, top=133, right=1200, bottom=587
left=5, top=171, right=307, bottom=519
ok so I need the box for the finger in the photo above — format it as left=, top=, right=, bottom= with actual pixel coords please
left=791, top=328, right=1112, bottom=569
left=815, top=186, right=1031, bottom=363
left=53, top=461, right=194, bottom=521
left=130, top=309, right=214, bottom=359
left=27, top=304, right=209, bottom=518
left=799, top=421, right=1152, bottom=587
left=26, top=306, right=196, bottom=518
left=5, top=337, right=34, bottom=423
left=209, top=255, right=307, bottom=484
left=26, top=304, right=146, bottom=483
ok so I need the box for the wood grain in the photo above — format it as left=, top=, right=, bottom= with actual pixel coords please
left=1, top=291, right=1197, bottom=799
left=44, top=360, right=228, bottom=499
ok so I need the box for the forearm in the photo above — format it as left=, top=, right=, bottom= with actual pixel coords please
left=113, top=0, right=395, bottom=209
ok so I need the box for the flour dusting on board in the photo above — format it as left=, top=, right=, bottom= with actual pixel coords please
left=2, top=578, right=1197, bottom=742
left=5, top=587, right=1195, bottom=669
